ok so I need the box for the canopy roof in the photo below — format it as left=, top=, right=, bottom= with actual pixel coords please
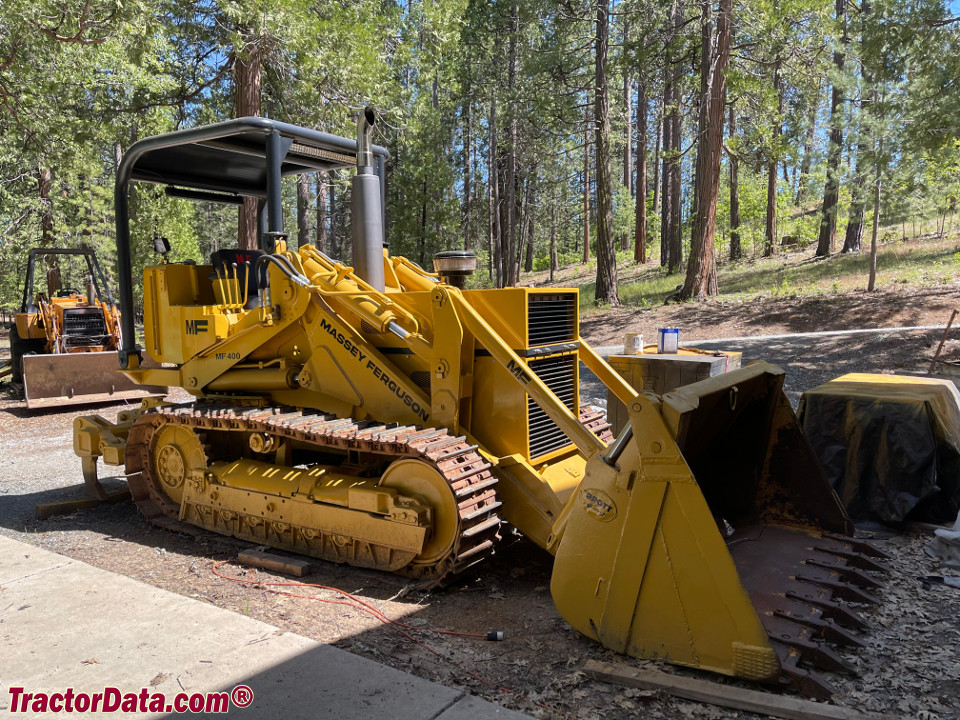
left=119, top=116, right=387, bottom=199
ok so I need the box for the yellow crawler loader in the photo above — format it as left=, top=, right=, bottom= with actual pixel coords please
left=10, top=247, right=164, bottom=411
left=75, top=111, right=886, bottom=698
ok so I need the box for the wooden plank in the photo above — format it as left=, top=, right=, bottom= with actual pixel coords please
left=237, top=548, right=317, bottom=577
left=583, top=660, right=895, bottom=720
left=35, top=489, right=131, bottom=520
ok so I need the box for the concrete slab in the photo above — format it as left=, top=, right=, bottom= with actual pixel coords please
left=436, top=693, right=533, bottom=720
left=0, top=535, right=532, bottom=719
left=0, top=541, right=76, bottom=585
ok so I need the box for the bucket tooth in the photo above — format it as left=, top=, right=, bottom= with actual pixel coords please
left=823, top=533, right=891, bottom=559
left=772, top=636, right=856, bottom=676
left=814, top=545, right=889, bottom=573
left=803, top=559, right=884, bottom=589
left=762, top=606, right=861, bottom=669
left=772, top=609, right=865, bottom=647
left=795, top=572, right=880, bottom=605
left=774, top=652, right=837, bottom=700
left=784, top=591, right=871, bottom=630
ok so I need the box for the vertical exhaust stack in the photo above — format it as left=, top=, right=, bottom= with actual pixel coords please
left=353, top=107, right=385, bottom=292
left=86, top=275, right=98, bottom=305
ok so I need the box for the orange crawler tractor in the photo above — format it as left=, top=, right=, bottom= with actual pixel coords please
left=10, top=247, right=163, bottom=409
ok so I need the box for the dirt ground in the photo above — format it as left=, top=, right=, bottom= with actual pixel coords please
left=2, top=286, right=960, bottom=720
left=579, top=284, right=959, bottom=347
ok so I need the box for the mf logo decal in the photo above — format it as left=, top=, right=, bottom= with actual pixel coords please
left=185, top=319, right=209, bottom=335
left=580, top=487, right=617, bottom=521
left=506, top=359, right=531, bottom=384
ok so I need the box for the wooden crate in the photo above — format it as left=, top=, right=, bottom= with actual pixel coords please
left=607, top=350, right=742, bottom=435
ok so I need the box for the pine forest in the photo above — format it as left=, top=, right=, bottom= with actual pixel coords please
left=2, top=0, right=959, bottom=310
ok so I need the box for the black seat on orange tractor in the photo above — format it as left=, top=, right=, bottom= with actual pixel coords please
left=209, top=249, right=262, bottom=304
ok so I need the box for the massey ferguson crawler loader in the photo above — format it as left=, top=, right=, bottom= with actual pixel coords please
left=10, top=247, right=164, bottom=410
left=75, top=111, right=887, bottom=698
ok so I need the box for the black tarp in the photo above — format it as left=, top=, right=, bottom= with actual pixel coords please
left=798, top=374, right=960, bottom=524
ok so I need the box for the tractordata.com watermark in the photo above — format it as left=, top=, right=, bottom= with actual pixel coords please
left=7, top=685, right=254, bottom=714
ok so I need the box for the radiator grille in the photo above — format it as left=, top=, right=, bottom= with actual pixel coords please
left=62, top=308, right=107, bottom=340
left=528, top=293, right=576, bottom=346
left=527, top=354, right=576, bottom=459
left=410, top=370, right=431, bottom=393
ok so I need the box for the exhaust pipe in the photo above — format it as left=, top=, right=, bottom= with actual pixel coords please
left=356, top=106, right=375, bottom=171
left=352, top=107, right=385, bottom=291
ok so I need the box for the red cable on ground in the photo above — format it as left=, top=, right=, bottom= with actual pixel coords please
left=211, top=560, right=516, bottom=694
left=212, top=560, right=577, bottom=718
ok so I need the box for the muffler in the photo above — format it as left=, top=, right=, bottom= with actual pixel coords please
left=352, top=107, right=385, bottom=291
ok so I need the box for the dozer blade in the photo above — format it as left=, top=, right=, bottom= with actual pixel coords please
left=22, top=352, right=166, bottom=409
left=551, top=362, right=885, bottom=698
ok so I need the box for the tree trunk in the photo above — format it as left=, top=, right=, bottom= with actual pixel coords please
left=868, top=138, right=883, bottom=291
left=623, top=26, right=633, bottom=197
left=315, top=172, right=328, bottom=253
left=523, top=171, right=536, bottom=273
left=728, top=103, right=742, bottom=260
left=620, top=22, right=632, bottom=254
left=490, top=97, right=503, bottom=287
left=652, top=101, right=663, bottom=217
left=635, top=82, right=648, bottom=263
left=464, top=96, right=473, bottom=251
left=328, top=172, right=338, bottom=259
left=667, top=94, right=683, bottom=273
left=816, top=0, right=846, bottom=257
left=680, top=0, right=730, bottom=299
left=594, top=0, right=619, bottom=305
left=583, top=104, right=592, bottom=263
left=235, top=30, right=262, bottom=251
left=297, top=174, right=311, bottom=249
left=795, top=81, right=821, bottom=205
left=38, top=168, right=54, bottom=247
left=764, top=58, right=782, bottom=258
left=659, top=107, right=672, bottom=269
left=419, top=180, right=428, bottom=266
left=505, top=2, right=519, bottom=286
left=662, top=0, right=684, bottom=274
left=689, top=0, right=712, bottom=257
left=843, top=139, right=867, bottom=252
left=765, top=159, right=778, bottom=257
left=550, top=187, right=558, bottom=281
left=487, top=151, right=495, bottom=282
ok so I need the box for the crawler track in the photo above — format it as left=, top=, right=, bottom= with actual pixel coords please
left=125, top=402, right=612, bottom=583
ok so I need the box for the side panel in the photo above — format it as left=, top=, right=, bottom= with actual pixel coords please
left=15, top=313, right=45, bottom=340
left=143, top=264, right=219, bottom=365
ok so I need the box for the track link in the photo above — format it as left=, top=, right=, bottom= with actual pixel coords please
left=126, top=403, right=505, bottom=582
left=579, top=405, right=614, bottom=444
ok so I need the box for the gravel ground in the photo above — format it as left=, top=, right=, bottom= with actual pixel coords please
left=1, top=326, right=959, bottom=720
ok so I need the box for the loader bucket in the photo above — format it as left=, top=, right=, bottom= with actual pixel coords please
left=22, top=351, right=166, bottom=409
left=551, top=362, right=887, bottom=698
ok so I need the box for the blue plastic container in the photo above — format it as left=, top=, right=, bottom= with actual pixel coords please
left=657, top=328, right=679, bottom=354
